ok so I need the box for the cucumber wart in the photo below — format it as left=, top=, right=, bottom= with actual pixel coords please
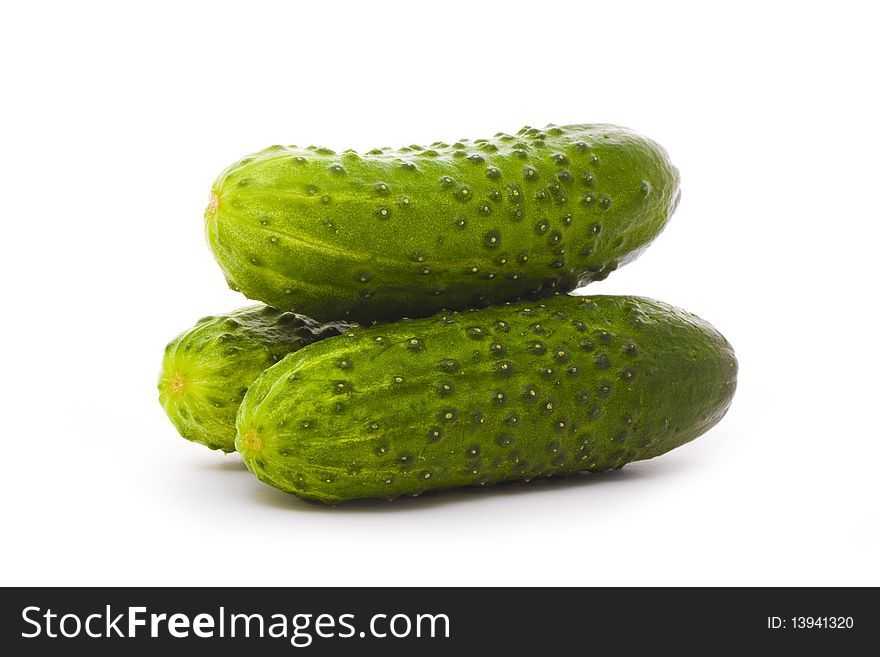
left=206, top=124, right=680, bottom=323
left=158, top=305, right=350, bottom=452
left=236, top=295, right=737, bottom=503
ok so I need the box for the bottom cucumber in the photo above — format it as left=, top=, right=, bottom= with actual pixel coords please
left=158, top=305, right=350, bottom=452
left=237, top=295, right=737, bottom=502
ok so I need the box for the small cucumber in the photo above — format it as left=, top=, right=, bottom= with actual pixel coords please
left=236, top=295, right=736, bottom=502
left=206, top=124, right=679, bottom=323
left=158, top=305, right=350, bottom=452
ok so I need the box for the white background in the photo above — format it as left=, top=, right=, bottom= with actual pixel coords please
left=2, top=1, right=878, bottom=587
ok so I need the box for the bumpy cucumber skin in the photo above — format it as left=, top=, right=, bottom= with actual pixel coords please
left=236, top=295, right=736, bottom=503
left=206, top=124, right=680, bottom=323
left=158, top=305, right=349, bottom=453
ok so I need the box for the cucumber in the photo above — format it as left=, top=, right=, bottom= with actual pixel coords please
left=158, top=305, right=350, bottom=452
left=236, top=295, right=736, bottom=502
left=206, top=124, right=679, bottom=323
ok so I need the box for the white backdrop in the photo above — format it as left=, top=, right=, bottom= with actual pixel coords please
left=1, top=0, right=878, bottom=586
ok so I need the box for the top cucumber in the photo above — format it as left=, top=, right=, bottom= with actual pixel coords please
left=206, top=124, right=679, bottom=323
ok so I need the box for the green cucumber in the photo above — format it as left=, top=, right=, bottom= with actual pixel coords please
left=206, top=124, right=679, bottom=323
left=236, top=295, right=736, bottom=503
left=158, top=305, right=350, bottom=452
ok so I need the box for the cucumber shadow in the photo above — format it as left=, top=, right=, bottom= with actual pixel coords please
left=246, top=457, right=688, bottom=513
left=197, top=455, right=249, bottom=471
